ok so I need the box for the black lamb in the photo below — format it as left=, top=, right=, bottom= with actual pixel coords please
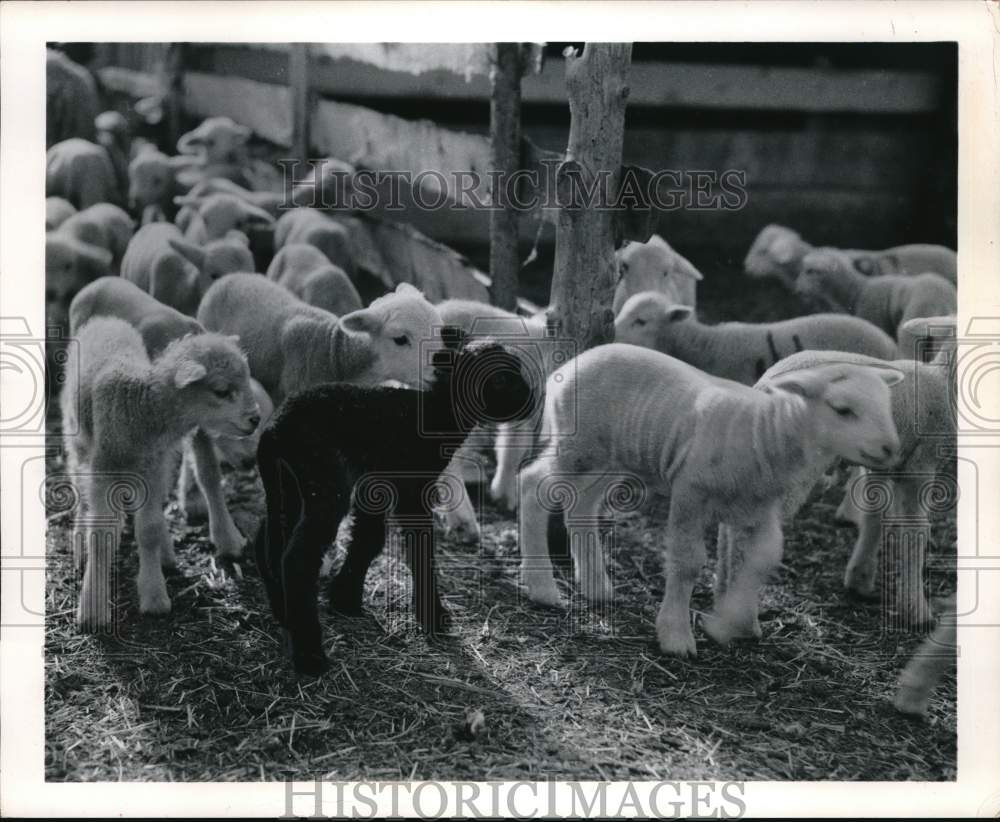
left=254, top=332, right=534, bottom=674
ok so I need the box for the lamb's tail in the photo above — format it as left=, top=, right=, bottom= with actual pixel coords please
left=254, top=427, right=303, bottom=626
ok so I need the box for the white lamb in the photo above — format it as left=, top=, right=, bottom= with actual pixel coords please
left=518, top=343, right=903, bottom=657
left=613, top=234, right=703, bottom=312
left=120, top=223, right=254, bottom=316
left=173, top=193, right=275, bottom=244
left=274, top=208, right=355, bottom=274
left=198, top=275, right=443, bottom=403
left=46, top=138, right=120, bottom=209
left=744, top=224, right=957, bottom=288
left=55, top=203, right=135, bottom=273
left=46, top=233, right=112, bottom=332
left=615, top=291, right=898, bottom=384
left=717, top=327, right=956, bottom=634
left=796, top=247, right=957, bottom=351
left=62, top=317, right=260, bottom=631
left=46, top=197, right=77, bottom=231
left=266, top=243, right=363, bottom=316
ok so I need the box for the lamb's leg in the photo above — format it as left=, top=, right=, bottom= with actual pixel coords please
left=328, top=508, right=386, bottom=615
left=844, top=503, right=881, bottom=599
left=895, top=617, right=956, bottom=716
left=281, top=505, right=338, bottom=675
left=569, top=480, right=614, bottom=604
left=656, top=503, right=706, bottom=658
left=713, top=523, right=735, bottom=602
left=703, top=507, right=782, bottom=646
left=835, top=466, right=866, bottom=526
left=157, top=456, right=179, bottom=573
left=134, top=473, right=172, bottom=617
left=435, top=455, right=480, bottom=539
left=177, top=443, right=208, bottom=523
left=888, top=477, right=933, bottom=628
left=395, top=483, right=446, bottom=633
left=518, top=453, right=565, bottom=608
left=491, top=420, right=532, bottom=511
left=75, top=472, right=119, bottom=632
left=190, top=428, right=246, bottom=562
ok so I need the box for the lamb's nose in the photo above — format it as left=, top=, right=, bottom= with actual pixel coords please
left=248, top=414, right=261, bottom=429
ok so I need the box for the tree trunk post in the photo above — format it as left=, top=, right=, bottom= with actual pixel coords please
left=549, top=43, right=633, bottom=351
left=489, top=43, right=524, bottom=311
left=290, top=44, right=311, bottom=165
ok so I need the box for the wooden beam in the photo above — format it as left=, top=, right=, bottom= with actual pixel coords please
left=489, top=43, right=523, bottom=312
left=289, top=44, right=311, bottom=162
left=550, top=44, right=633, bottom=352
left=192, top=44, right=943, bottom=115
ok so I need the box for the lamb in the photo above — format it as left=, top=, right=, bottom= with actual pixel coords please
left=46, top=197, right=77, bottom=231
left=120, top=223, right=255, bottom=316
left=614, top=291, right=898, bottom=384
left=254, top=334, right=533, bottom=673
left=62, top=317, right=260, bottom=631
left=46, top=48, right=100, bottom=147
left=198, top=276, right=444, bottom=403
left=46, top=138, right=120, bottom=210
left=177, top=117, right=251, bottom=168
left=274, top=208, right=355, bottom=274
left=744, top=224, right=957, bottom=288
left=127, top=145, right=192, bottom=222
left=173, top=192, right=275, bottom=244
left=613, top=234, right=703, bottom=313
left=55, top=203, right=135, bottom=273
left=46, top=234, right=112, bottom=332
left=185, top=176, right=285, bottom=217
left=717, top=329, right=956, bottom=634
left=266, top=243, right=363, bottom=316
left=68, top=277, right=255, bottom=561
left=517, top=343, right=903, bottom=657
left=795, top=247, right=957, bottom=350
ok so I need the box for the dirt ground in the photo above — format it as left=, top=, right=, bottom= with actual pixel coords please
left=44, top=280, right=957, bottom=783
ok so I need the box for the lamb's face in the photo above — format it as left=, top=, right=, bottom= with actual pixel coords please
left=203, top=237, right=254, bottom=281
left=200, top=195, right=274, bottom=240
left=176, top=336, right=260, bottom=438
left=744, top=224, right=807, bottom=284
left=450, top=340, right=534, bottom=424
left=614, top=292, right=692, bottom=351
left=341, top=284, right=445, bottom=389
left=795, top=248, right=853, bottom=311
left=797, top=364, right=904, bottom=470
left=46, top=236, right=111, bottom=330
left=613, top=239, right=699, bottom=314
left=215, top=377, right=273, bottom=469
left=128, top=153, right=172, bottom=209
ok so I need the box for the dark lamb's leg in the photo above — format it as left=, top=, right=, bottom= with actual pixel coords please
left=328, top=508, right=387, bottom=615
left=280, top=491, right=341, bottom=675
left=396, top=484, right=447, bottom=634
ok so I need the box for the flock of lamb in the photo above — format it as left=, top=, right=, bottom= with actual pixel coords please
left=47, top=85, right=958, bottom=720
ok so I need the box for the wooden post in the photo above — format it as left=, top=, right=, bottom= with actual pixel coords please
left=549, top=43, right=633, bottom=351
left=290, top=44, right=311, bottom=164
left=489, top=43, right=523, bottom=311
left=163, top=43, right=187, bottom=151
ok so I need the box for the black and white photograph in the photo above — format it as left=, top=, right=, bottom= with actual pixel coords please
left=1, top=1, right=998, bottom=817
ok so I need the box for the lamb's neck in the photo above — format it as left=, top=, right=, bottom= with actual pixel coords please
left=747, top=391, right=820, bottom=496
left=663, top=319, right=730, bottom=371
left=329, top=319, right=377, bottom=381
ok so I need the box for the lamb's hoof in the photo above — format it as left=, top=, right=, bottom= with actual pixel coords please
left=894, top=686, right=931, bottom=718
left=440, top=509, right=481, bottom=542
left=139, top=585, right=172, bottom=617
left=525, top=584, right=567, bottom=610
left=210, top=555, right=244, bottom=583
left=844, top=582, right=879, bottom=602
left=702, top=612, right=761, bottom=647
left=656, top=627, right=698, bottom=659
left=489, top=479, right=517, bottom=512
left=76, top=600, right=112, bottom=633
left=292, top=649, right=330, bottom=676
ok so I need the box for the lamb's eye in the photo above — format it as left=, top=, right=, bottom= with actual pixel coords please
left=212, top=387, right=231, bottom=399
left=833, top=406, right=855, bottom=418
left=393, top=335, right=410, bottom=347
left=633, top=319, right=646, bottom=327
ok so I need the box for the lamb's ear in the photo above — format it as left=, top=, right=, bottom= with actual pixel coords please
left=872, top=366, right=905, bottom=387
left=394, top=282, right=422, bottom=298
left=772, top=234, right=796, bottom=265
left=340, top=308, right=381, bottom=335
left=234, top=124, right=251, bottom=143
left=675, top=259, right=703, bottom=281
left=767, top=368, right=831, bottom=399
left=168, top=154, right=203, bottom=170
left=167, top=237, right=207, bottom=271
left=174, top=359, right=207, bottom=388
left=239, top=203, right=274, bottom=225
left=76, top=242, right=113, bottom=276
left=665, top=305, right=693, bottom=322
left=646, top=234, right=669, bottom=252
left=853, top=256, right=877, bottom=277
left=173, top=195, right=202, bottom=208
